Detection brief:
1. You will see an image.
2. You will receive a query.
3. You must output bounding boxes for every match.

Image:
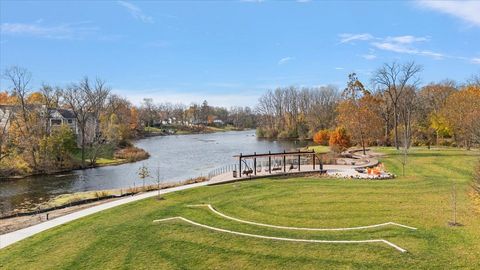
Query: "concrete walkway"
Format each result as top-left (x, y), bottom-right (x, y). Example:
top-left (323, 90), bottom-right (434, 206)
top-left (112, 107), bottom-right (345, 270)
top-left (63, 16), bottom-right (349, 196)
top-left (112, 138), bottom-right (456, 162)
top-left (0, 181), bottom-right (209, 250)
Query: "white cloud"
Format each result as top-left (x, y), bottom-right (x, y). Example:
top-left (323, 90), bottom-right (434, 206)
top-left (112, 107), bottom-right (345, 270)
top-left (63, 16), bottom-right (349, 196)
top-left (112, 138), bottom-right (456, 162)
top-left (386, 35), bottom-right (428, 44)
top-left (339, 33), bottom-right (374, 43)
top-left (371, 41), bottom-right (444, 59)
top-left (338, 33), bottom-right (444, 60)
top-left (416, 0), bottom-right (480, 27)
top-left (371, 42), bottom-right (417, 54)
top-left (0, 22), bottom-right (98, 40)
top-left (334, 67), bottom-right (344, 70)
top-left (117, 1), bottom-right (154, 23)
top-left (472, 58), bottom-right (480, 64)
top-left (278, 56), bottom-right (295, 65)
top-left (361, 54), bottom-right (377, 60)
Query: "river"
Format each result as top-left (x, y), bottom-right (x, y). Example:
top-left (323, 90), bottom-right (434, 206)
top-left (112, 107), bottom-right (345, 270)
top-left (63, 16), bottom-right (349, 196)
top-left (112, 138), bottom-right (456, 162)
top-left (0, 130), bottom-right (308, 214)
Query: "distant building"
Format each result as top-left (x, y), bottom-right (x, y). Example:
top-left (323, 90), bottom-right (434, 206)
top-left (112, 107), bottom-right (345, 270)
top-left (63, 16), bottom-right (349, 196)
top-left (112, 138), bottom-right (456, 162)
top-left (47, 108), bottom-right (77, 132)
top-left (0, 105), bottom-right (98, 146)
top-left (213, 119), bottom-right (224, 125)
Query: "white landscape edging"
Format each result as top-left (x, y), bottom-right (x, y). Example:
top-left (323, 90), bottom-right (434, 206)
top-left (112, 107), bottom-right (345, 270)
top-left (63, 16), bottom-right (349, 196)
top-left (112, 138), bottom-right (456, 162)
top-left (188, 204), bottom-right (418, 231)
top-left (153, 216), bottom-right (408, 253)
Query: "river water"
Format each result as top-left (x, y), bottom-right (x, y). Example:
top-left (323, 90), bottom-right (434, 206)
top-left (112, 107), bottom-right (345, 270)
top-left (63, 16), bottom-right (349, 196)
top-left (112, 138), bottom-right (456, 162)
top-left (0, 130), bottom-right (307, 214)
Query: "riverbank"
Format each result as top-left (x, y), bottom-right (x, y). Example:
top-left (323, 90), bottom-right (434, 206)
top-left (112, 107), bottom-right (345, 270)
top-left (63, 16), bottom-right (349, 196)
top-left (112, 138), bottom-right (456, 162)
top-left (0, 145), bottom-right (150, 181)
top-left (0, 176), bottom-right (208, 233)
top-left (0, 130), bottom-right (299, 215)
top-left (141, 124), bottom-right (245, 137)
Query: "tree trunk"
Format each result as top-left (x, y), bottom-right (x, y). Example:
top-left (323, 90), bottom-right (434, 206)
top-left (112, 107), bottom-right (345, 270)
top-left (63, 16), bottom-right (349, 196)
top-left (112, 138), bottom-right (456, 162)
top-left (360, 132), bottom-right (366, 155)
top-left (81, 127), bottom-right (86, 168)
top-left (393, 106), bottom-right (399, 149)
top-left (384, 121), bottom-right (390, 146)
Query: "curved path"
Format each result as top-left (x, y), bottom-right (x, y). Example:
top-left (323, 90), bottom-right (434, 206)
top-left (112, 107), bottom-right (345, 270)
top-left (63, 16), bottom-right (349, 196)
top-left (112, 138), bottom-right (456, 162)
top-left (188, 204), bottom-right (417, 231)
top-left (153, 216), bottom-right (408, 253)
top-left (0, 181), bottom-right (209, 249)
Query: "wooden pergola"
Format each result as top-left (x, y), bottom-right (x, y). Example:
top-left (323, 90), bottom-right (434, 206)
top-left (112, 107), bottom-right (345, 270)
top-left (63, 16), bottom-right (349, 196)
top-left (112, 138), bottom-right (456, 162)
top-left (233, 150), bottom-right (323, 178)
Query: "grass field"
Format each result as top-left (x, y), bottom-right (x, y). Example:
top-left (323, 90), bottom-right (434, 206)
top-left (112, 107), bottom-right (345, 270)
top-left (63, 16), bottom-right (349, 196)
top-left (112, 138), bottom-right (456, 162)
top-left (307, 145), bottom-right (330, 153)
top-left (1, 147), bottom-right (479, 269)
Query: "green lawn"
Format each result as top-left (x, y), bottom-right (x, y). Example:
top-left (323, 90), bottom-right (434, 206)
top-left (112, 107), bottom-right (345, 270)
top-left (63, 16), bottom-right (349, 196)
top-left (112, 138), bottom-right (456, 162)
top-left (71, 143), bottom-right (125, 166)
top-left (1, 148), bottom-right (480, 269)
top-left (307, 145), bottom-right (330, 153)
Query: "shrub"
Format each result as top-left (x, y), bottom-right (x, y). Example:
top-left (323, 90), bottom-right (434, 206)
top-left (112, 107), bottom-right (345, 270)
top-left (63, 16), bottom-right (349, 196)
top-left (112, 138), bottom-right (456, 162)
top-left (278, 129), bottom-right (298, 139)
top-left (256, 128), bottom-right (266, 138)
top-left (114, 146), bottom-right (150, 162)
top-left (258, 128), bottom-right (278, 139)
top-left (329, 127), bottom-right (351, 153)
top-left (313, 129), bottom-right (330, 145)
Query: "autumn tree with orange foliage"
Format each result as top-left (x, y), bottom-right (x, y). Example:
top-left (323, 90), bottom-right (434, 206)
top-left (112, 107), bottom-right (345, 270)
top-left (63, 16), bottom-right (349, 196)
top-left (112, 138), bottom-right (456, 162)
top-left (337, 73), bottom-right (383, 155)
top-left (329, 127), bottom-right (351, 153)
top-left (337, 96), bottom-right (383, 155)
top-left (313, 129), bottom-right (330, 145)
top-left (441, 85), bottom-right (480, 149)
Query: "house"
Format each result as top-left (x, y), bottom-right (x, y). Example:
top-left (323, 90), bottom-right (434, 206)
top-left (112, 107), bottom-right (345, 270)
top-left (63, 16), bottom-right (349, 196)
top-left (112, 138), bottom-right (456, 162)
top-left (213, 119), bottom-right (224, 125)
top-left (47, 108), bottom-right (99, 146)
top-left (161, 117), bottom-right (177, 125)
top-left (47, 108), bottom-right (77, 132)
top-left (0, 105), bottom-right (98, 146)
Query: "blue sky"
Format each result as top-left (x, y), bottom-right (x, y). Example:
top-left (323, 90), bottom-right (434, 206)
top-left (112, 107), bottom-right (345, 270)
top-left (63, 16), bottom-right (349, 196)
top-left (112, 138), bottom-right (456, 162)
top-left (1, 0), bottom-right (479, 107)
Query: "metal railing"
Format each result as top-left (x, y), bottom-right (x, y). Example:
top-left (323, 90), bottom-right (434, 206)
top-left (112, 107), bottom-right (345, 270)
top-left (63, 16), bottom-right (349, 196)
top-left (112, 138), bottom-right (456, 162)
top-left (207, 157), bottom-right (317, 179)
top-left (208, 164), bottom-right (237, 179)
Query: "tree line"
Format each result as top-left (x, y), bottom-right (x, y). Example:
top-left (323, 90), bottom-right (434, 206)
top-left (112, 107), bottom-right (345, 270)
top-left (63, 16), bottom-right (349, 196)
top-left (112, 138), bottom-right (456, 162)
top-left (0, 66), bottom-right (256, 177)
top-left (138, 98), bottom-right (256, 130)
top-left (256, 61), bottom-right (480, 153)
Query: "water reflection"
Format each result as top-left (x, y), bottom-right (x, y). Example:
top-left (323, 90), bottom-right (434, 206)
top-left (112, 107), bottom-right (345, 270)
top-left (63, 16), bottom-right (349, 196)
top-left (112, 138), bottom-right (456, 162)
top-left (0, 130), bottom-right (309, 213)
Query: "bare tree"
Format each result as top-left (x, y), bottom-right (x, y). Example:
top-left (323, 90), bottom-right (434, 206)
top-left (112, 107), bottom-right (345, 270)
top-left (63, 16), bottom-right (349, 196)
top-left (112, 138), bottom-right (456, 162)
top-left (154, 164), bottom-right (163, 199)
top-left (62, 77), bottom-right (110, 167)
top-left (374, 90), bottom-right (393, 145)
top-left (467, 73), bottom-right (480, 87)
top-left (140, 98), bottom-right (157, 127)
top-left (372, 62), bottom-right (422, 149)
top-left (255, 86), bottom-right (339, 138)
top-left (0, 106), bottom-right (11, 161)
top-left (397, 86), bottom-right (419, 176)
top-left (3, 66), bottom-right (40, 168)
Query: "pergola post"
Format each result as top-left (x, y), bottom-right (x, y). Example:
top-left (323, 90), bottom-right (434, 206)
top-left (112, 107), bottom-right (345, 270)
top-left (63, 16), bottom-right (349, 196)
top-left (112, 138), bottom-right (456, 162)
top-left (254, 152), bottom-right (257, 176)
top-left (312, 152), bottom-right (315, 170)
top-left (298, 150), bottom-right (301, 172)
top-left (239, 153), bottom-right (242, 178)
top-left (268, 151), bottom-right (271, 174)
top-left (320, 154), bottom-right (323, 172)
